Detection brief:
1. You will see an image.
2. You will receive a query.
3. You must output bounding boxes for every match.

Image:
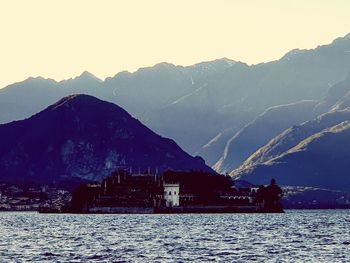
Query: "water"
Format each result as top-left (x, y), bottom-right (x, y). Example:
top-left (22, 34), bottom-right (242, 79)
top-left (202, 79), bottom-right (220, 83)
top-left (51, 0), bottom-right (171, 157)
top-left (0, 210), bottom-right (349, 262)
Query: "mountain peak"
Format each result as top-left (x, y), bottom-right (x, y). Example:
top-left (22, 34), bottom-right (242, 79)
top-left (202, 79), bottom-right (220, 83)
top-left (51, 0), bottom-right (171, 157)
top-left (135, 62), bottom-right (178, 75)
top-left (153, 62), bottom-right (177, 68)
top-left (331, 32), bottom-right (350, 45)
top-left (75, 71), bottom-right (102, 82)
top-left (218, 57), bottom-right (236, 65)
top-left (192, 58), bottom-right (236, 68)
top-left (281, 48), bottom-right (306, 60)
top-left (48, 94), bottom-right (120, 113)
top-left (50, 94), bottom-right (86, 108)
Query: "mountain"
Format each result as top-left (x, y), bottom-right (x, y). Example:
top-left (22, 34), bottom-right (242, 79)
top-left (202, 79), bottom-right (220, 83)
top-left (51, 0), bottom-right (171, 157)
top-left (230, 76), bottom-right (350, 190)
top-left (197, 34), bottom-right (350, 162)
top-left (232, 121), bottom-right (350, 191)
top-left (235, 108), bottom-right (350, 173)
top-left (231, 74), bottom-right (350, 175)
top-left (0, 95), bottom-right (212, 183)
top-left (213, 100), bottom-right (319, 173)
top-left (143, 61), bottom-right (251, 154)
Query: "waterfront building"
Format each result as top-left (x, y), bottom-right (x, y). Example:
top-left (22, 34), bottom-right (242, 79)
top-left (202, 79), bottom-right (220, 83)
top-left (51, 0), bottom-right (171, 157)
top-left (69, 170), bottom-right (280, 213)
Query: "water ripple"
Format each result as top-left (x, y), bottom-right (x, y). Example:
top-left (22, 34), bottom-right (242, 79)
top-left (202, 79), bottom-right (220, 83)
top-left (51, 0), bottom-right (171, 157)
top-left (0, 210), bottom-right (350, 262)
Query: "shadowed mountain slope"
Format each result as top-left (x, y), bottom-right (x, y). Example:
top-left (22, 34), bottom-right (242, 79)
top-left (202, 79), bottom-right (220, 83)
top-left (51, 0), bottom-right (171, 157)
top-left (213, 100), bottom-right (319, 173)
top-left (0, 95), bottom-right (212, 183)
top-left (232, 121), bottom-right (350, 191)
top-left (235, 108), bottom-right (350, 173)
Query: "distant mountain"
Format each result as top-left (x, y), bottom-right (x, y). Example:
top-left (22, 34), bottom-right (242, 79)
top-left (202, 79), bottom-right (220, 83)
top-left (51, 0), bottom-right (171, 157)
top-left (282, 186), bottom-right (350, 209)
top-left (143, 61), bottom-right (251, 154)
top-left (198, 34), bottom-right (350, 162)
top-left (213, 100), bottom-right (319, 173)
top-left (0, 95), bottom-right (212, 183)
top-left (232, 121), bottom-right (350, 191)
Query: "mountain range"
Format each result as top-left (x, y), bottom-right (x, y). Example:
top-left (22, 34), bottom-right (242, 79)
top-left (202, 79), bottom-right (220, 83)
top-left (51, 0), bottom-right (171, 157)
top-left (2, 33), bottom-right (350, 163)
top-left (1, 33), bottom-right (350, 191)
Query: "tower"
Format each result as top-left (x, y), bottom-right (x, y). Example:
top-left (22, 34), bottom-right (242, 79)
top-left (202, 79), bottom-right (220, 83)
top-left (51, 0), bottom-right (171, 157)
top-left (163, 183), bottom-right (180, 207)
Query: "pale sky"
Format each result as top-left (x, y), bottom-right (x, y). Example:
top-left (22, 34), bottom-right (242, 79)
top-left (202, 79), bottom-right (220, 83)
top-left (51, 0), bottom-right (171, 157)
top-left (1, 0), bottom-right (350, 88)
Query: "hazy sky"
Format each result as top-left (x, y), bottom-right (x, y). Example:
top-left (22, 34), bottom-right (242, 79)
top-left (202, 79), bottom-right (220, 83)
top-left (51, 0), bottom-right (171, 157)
top-left (1, 0), bottom-right (350, 88)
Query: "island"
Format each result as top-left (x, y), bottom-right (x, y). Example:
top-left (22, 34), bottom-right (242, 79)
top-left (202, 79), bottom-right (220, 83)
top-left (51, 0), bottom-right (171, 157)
top-left (55, 170), bottom-right (284, 214)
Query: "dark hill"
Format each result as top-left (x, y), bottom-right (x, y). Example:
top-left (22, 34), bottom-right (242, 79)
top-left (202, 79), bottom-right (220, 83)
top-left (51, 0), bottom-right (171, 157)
top-left (0, 95), bottom-right (211, 183)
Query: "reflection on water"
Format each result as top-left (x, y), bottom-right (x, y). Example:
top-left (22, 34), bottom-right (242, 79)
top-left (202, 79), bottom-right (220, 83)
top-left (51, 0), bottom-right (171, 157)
top-left (0, 210), bottom-right (349, 262)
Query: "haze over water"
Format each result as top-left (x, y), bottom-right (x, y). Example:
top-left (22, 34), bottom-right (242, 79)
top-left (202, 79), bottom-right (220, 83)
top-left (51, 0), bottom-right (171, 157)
top-left (1, 210), bottom-right (349, 262)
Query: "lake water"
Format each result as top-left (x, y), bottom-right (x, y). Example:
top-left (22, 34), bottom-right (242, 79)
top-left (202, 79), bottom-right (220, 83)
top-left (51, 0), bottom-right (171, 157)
top-left (0, 210), bottom-right (349, 262)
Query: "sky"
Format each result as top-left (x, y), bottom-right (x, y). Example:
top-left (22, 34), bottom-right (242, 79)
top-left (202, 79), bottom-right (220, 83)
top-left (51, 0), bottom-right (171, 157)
top-left (0, 0), bottom-right (350, 88)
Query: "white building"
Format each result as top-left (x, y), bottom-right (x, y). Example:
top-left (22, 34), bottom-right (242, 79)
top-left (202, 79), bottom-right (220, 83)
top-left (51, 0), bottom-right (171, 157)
top-left (163, 183), bottom-right (180, 207)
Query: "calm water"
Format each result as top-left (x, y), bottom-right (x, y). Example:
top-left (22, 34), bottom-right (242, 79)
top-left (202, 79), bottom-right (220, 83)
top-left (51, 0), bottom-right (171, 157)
top-left (0, 210), bottom-right (350, 262)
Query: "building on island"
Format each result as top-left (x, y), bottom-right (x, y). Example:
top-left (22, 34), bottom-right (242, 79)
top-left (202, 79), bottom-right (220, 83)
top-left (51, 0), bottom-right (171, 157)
top-left (69, 170), bottom-right (284, 213)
